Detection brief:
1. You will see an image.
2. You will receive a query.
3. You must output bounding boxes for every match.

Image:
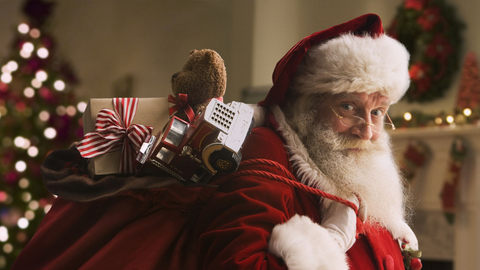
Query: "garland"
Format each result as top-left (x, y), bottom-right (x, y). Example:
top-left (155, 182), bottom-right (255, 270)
top-left (387, 0), bottom-right (464, 102)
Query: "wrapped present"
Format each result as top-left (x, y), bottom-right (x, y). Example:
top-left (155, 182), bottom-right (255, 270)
top-left (77, 97), bottom-right (169, 177)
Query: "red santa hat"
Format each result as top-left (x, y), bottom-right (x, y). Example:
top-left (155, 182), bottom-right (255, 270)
top-left (258, 13), bottom-right (410, 107)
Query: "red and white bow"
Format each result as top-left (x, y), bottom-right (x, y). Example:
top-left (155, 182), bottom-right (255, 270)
top-left (76, 98), bottom-right (153, 175)
top-left (168, 93), bottom-right (196, 123)
top-left (168, 93), bottom-right (224, 123)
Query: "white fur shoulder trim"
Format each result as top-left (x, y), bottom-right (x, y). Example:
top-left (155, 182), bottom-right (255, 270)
top-left (268, 214), bottom-right (349, 270)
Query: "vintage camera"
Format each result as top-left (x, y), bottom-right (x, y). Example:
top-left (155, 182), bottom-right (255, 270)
top-left (136, 99), bottom-right (254, 183)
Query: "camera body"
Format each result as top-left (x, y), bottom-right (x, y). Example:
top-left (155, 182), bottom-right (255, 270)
top-left (136, 99), bottom-right (254, 183)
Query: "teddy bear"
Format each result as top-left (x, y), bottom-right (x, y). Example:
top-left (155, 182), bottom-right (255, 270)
top-left (170, 49), bottom-right (227, 122)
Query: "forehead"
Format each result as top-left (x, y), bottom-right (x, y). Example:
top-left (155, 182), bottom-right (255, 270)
top-left (328, 92), bottom-right (391, 107)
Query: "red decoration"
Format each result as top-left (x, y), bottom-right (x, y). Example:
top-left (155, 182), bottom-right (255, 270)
top-left (168, 94), bottom-right (195, 123)
top-left (455, 51), bottom-right (480, 111)
top-left (388, 0), bottom-right (464, 102)
top-left (405, 0), bottom-right (427, 10)
top-left (440, 137), bottom-right (467, 224)
top-left (76, 98), bottom-right (154, 174)
top-left (399, 141), bottom-right (430, 182)
top-left (410, 258), bottom-right (423, 270)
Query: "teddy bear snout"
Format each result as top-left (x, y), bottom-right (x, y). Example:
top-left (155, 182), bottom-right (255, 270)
top-left (171, 72), bottom-right (180, 83)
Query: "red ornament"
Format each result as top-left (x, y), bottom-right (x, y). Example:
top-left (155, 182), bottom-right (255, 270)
top-left (405, 0), bottom-right (428, 10)
top-left (426, 33), bottom-right (453, 63)
top-left (416, 7), bottom-right (441, 30)
top-left (410, 258), bottom-right (423, 270)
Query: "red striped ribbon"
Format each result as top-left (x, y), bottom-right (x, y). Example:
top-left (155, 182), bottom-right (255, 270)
top-left (168, 94), bottom-right (195, 123)
top-left (168, 94), bottom-right (224, 123)
top-left (76, 98), bottom-right (154, 175)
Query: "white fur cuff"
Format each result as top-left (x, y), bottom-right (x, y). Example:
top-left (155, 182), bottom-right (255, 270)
top-left (268, 214), bottom-right (349, 270)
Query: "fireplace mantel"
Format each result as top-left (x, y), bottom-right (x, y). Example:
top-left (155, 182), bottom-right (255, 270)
top-left (389, 125), bottom-right (480, 270)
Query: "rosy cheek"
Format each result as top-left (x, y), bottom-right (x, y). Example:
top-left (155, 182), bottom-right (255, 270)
top-left (331, 119), bottom-right (350, 133)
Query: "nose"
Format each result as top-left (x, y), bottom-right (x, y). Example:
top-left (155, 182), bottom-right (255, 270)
top-left (351, 123), bottom-right (374, 140)
top-left (171, 72), bottom-right (180, 84)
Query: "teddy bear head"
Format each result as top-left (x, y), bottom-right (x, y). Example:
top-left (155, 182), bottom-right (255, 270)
top-left (171, 49), bottom-right (227, 121)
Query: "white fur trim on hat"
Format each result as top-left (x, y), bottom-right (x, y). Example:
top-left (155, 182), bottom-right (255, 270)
top-left (268, 214), bottom-right (349, 270)
top-left (292, 33), bottom-right (410, 104)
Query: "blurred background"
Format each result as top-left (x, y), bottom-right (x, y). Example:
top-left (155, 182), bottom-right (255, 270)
top-left (1, 0), bottom-right (479, 269)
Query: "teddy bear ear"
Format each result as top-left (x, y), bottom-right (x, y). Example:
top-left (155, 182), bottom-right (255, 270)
top-left (189, 49), bottom-right (197, 55)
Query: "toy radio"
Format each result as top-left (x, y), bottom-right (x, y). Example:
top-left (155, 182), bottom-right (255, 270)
top-left (136, 99), bottom-right (254, 183)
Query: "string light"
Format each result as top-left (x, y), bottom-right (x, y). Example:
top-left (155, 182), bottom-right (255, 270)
top-left (22, 42), bottom-right (34, 53)
top-left (17, 218), bottom-right (29, 229)
top-left (56, 106), bottom-right (66, 116)
top-left (66, 105), bottom-right (76, 116)
top-left (1, 73), bottom-right (12, 84)
top-left (31, 78), bottom-right (42, 88)
top-left (28, 146), bottom-right (39, 157)
top-left (1, 65), bottom-right (9, 73)
top-left (3, 243), bottom-right (13, 254)
top-left (21, 192), bottom-right (32, 202)
top-left (15, 160), bottom-right (27, 172)
top-left (37, 47), bottom-right (49, 59)
top-left (20, 50), bottom-right (31, 58)
top-left (36, 70), bottom-right (48, 82)
top-left (463, 108), bottom-right (472, 117)
top-left (6, 61), bottom-right (18, 72)
top-left (0, 192), bottom-right (6, 202)
top-left (0, 226), bottom-right (8, 242)
top-left (44, 127), bottom-right (57, 139)
top-left (29, 28), bottom-right (41, 38)
top-left (25, 211), bottom-right (35, 220)
top-left (446, 115), bottom-right (454, 124)
top-left (18, 23), bottom-right (29, 34)
top-left (54, 80), bottom-right (65, 91)
top-left (19, 178), bottom-right (29, 189)
top-left (403, 112), bottom-right (412, 121)
top-left (28, 200), bottom-right (39, 210)
top-left (39, 110), bottom-right (50, 122)
top-left (24, 87), bottom-right (35, 98)
top-left (77, 101), bottom-right (87, 113)
top-left (14, 136), bottom-right (29, 149)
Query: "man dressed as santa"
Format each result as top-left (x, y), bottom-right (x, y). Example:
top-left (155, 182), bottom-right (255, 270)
top-left (13, 13), bottom-right (420, 270)
top-left (193, 13), bottom-right (421, 270)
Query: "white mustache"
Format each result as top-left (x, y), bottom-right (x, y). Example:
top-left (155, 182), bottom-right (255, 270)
top-left (332, 135), bottom-right (375, 151)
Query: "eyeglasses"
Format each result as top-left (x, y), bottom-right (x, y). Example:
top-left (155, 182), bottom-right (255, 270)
top-left (322, 95), bottom-right (396, 133)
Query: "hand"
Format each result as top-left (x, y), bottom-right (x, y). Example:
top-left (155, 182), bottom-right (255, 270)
top-left (320, 196), bottom-right (359, 252)
top-left (398, 221), bottom-right (419, 250)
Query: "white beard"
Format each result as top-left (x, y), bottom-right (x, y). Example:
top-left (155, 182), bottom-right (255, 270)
top-left (300, 121), bottom-right (410, 230)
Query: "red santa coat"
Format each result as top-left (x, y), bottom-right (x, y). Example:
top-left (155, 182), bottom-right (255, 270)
top-left (13, 122), bottom-right (406, 270)
top-left (194, 126), bottom-right (405, 270)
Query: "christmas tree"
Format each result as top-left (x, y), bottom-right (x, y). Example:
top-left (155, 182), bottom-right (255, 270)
top-left (455, 51), bottom-right (480, 111)
top-left (0, 0), bottom-right (84, 268)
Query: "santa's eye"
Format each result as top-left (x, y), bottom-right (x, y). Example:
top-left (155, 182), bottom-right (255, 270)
top-left (340, 103), bottom-right (355, 112)
top-left (371, 109), bottom-right (385, 117)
